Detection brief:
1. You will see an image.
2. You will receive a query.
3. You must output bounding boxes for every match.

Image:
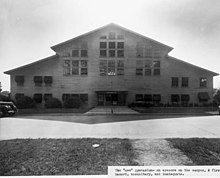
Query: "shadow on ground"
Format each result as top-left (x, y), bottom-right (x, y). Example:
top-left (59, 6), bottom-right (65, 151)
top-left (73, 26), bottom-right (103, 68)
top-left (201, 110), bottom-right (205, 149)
top-left (13, 113), bottom-right (212, 125)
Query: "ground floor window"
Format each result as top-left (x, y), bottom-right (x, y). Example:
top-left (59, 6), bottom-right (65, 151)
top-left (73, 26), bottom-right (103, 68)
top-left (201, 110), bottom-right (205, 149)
top-left (62, 93), bottom-right (88, 103)
top-left (15, 93), bottom-right (24, 100)
top-left (33, 93), bottom-right (43, 103)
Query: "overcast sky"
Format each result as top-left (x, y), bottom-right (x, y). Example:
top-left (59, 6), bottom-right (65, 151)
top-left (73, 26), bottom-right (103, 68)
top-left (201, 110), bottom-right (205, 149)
top-left (0, 0), bottom-right (220, 91)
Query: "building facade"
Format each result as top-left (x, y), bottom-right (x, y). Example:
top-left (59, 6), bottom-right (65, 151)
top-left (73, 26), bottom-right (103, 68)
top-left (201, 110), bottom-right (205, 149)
top-left (4, 23), bottom-right (218, 108)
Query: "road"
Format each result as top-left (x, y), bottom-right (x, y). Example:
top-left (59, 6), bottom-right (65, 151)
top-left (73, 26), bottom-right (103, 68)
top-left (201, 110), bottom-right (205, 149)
top-left (0, 114), bottom-right (220, 140)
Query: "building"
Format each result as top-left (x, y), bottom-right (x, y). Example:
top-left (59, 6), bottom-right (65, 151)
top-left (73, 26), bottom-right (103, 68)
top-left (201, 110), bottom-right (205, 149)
top-left (4, 23), bottom-right (218, 108)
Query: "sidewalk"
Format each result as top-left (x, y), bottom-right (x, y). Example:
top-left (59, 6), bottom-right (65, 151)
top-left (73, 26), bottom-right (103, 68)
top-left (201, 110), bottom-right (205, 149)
top-left (84, 106), bottom-right (139, 115)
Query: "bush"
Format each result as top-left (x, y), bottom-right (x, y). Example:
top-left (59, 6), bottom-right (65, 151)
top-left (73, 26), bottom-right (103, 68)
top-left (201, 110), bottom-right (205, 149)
top-left (15, 96), bottom-right (35, 109)
top-left (45, 98), bottom-right (62, 108)
top-left (63, 97), bottom-right (81, 108)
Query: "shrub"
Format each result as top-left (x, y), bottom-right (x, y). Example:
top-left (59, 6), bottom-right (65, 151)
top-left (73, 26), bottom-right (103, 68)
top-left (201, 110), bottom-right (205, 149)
top-left (45, 98), bottom-right (62, 108)
top-left (15, 96), bottom-right (35, 109)
top-left (0, 94), bottom-right (11, 101)
top-left (63, 97), bottom-right (81, 108)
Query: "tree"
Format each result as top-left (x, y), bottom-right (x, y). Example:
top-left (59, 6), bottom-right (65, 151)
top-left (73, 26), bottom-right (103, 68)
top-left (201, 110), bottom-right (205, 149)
top-left (213, 89), bottom-right (220, 104)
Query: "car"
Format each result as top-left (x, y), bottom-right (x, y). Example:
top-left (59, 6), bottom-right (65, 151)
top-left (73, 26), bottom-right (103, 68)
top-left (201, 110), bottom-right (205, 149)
top-left (219, 106), bottom-right (220, 115)
top-left (0, 101), bottom-right (18, 117)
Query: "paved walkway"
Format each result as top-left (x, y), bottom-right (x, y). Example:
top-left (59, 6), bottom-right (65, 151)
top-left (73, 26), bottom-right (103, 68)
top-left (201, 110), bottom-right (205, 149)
top-left (0, 115), bottom-right (220, 140)
top-left (84, 106), bottom-right (139, 115)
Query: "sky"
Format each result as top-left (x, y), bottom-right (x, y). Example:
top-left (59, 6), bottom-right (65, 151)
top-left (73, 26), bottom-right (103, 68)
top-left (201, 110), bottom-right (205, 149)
top-left (0, 0), bottom-right (220, 91)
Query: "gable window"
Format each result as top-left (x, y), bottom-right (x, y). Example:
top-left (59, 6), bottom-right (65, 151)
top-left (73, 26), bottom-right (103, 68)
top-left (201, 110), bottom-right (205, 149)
top-left (136, 60), bottom-right (144, 75)
top-left (34, 76), bottom-right (43, 86)
top-left (72, 60), bottom-right (79, 75)
top-left (99, 60), bottom-right (107, 75)
top-left (117, 50), bottom-right (124, 57)
top-left (100, 50), bottom-right (107, 57)
top-left (15, 93), bottom-right (24, 100)
top-left (182, 77), bottom-right (189, 87)
top-left (145, 60), bottom-right (152, 76)
top-left (81, 50), bottom-right (88, 57)
top-left (108, 60), bottom-right (116, 75)
top-left (63, 60), bottom-right (88, 76)
top-left (172, 77), bottom-right (178, 87)
top-left (109, 42), bottom-right (116, 49)
top-left (153, 61), bottom-right (160, 76)
top-left (33, 93), bottom-right (42, 103)
top-left (44, 93), bottom-right (52, 101)
top-left (117, 60), bottom-right (124, 75)
top-left (100, 42), bottom-right (107, 48)
top-left (72, 50), bottom-right (79, 57)
top-left (109, 50), bottom-right (116, 57)
top-left (44, 76), bottom-right (53, 86)
top-left (64, 60), bottom-right (71, 76)
top-left (200, 78), bottom-right (207, 87)
top-left (109, 32), bottom-right (116, 39)
top-left (80, 60), bottom-right (88, 75)
top-left (15, 76), bottom-right (24, 86)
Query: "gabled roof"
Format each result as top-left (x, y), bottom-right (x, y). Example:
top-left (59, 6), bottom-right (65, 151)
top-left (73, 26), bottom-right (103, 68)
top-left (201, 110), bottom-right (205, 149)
top-left (167, 55), bottom-right (219, 76)
top-left (51, 23), bottom-right (174, 52)
top-left (4, 55), bottom-right (58, 74)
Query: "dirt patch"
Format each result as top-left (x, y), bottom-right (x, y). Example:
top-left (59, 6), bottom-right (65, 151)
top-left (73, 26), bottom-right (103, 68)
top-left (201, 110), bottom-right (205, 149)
top-left (131, 139), bottom-right (193, 166)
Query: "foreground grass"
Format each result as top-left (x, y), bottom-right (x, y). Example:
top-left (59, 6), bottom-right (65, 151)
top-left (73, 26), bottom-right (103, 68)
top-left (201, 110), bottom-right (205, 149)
top-left (0, 138), bottom-right (137, 176)
top-left (167, 138), bottom-right (220, 165)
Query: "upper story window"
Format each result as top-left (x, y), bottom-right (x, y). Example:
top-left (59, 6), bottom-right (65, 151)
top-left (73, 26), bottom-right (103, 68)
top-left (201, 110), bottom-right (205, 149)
top-left (44, 76), bottom-right (53, 86)
top-left (34, 76), bottom-right (43, 87)
top-left (100, 33), bottom-right (124, 58)
top-left (136, 60), bottom-right (160, 76)
top-left (200, 78), bottom-right (207, 87)
top-left (72, 42), bottom-right (88, 57)
top-left (182, 77), bottom-right (189, 87)
top-left (15, 75), bottom-right (24, 86)
top-left (171, 77), bottom-right (178, 87)
top-left (63, 60), bottom-right (88, 76)
top-left (99, 60), bottom-right (124, 76)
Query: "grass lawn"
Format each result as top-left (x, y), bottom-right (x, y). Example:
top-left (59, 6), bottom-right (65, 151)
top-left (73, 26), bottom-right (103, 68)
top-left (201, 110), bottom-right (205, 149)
top-left (0, 138), bottom-right (137, 176)
top-left (167, 138), bottom-right (220, 165)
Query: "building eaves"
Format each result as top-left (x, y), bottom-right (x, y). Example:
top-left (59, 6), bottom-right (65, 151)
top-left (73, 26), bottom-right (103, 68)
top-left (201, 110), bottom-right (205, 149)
top-left (167, 55), bottom-right (219, 76)
top-left (51, 23), bottom-right (173, 52)
top-left (4, 55), bottom-right (58, 75)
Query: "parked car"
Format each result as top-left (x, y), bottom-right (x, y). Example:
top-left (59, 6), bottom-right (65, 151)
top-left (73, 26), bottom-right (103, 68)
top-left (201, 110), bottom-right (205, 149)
top-left (0, 101), bottom-right (18, 117)
top-left (219, 106), bottom-right (220, 115)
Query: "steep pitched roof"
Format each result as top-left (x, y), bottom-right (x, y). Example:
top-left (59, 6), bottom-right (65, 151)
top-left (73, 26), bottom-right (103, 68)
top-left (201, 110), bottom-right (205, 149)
top-left (167, 56), bottom-right (219, 76)
top-left (51, 23), bottom-right (174, 52)
top-left (4, 55), bottom-right (58, 74)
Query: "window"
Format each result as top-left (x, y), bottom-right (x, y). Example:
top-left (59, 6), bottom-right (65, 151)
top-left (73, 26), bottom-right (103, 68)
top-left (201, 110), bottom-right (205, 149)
top-left (117, 50), bottom-right (124, 57)
top-left (100, 42), bottom-right (107, 48)
top-left (109, 32), bottom-right (116, 39)
top-left (33, 93), bottom-right (42, 103)
top-left (144, 94), bottom-right (152, 102)
top-left (181, 94), bottom-right (190, 102)
top-left (109, 42), bottom-right (116, 49)
top-left (34, 76), bottom-right (43, 86)
top-left (81, 50), bottom-right (88, 57)
top-left (182, 77), bottom-right (189, 87)
top-left (153, 94), bottom-right (161, 103)
top-left (109, 50), bottom-right (116, 57)
top-left (145, 60), bottom-right (152, 76)
top-left (99, 60), bottom-right (107, 75)
top-left (72, 50), bottom-right (79, 57)
top-left (72, 60), bottom-right (79, 75)
top-left (200, 78), bottom-right (207, 87)
top-left (108, 60), bottom-right (116, 75)
top-left (136, 60), bottom-right (144, 75)
top-left (64, 60), bottom-right (71, 76)
top-left (171, 94), bottom-right (180, 103)
top-left (153, 61), bottom-right (160, 76)
top-left (172, 77), bottom-right (178, 87)
top-left (62, 52), bottom-right (70, 57)
top-left (15, 93), bottom-right (24, 100)
top-left (136, 94), bottom-right (143, 102)
top-left (15, 76), bottom-right (24, 86)
top-left (117, 42), bottom-right (124, 49)
top-left (100, 50), bottom-right (107, 57)
top-left (117, 60), bottom-right (124, 75)
top-left (63, 60), bottom-right (88, 76)
top-left (117, 35), bottom-right (124, 39)
top-left (44, 93), bottom-right (52, 101)
top-left (100, 35), bottom-right (107, 39)
top-left (44, 76), bottom-right (53, 86)
top-left (80, 94), bottom-right (88, 103)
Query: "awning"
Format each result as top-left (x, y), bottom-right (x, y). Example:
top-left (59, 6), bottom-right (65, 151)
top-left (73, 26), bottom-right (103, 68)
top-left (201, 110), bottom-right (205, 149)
top-left (198, 92), bottom-right (210, 101)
